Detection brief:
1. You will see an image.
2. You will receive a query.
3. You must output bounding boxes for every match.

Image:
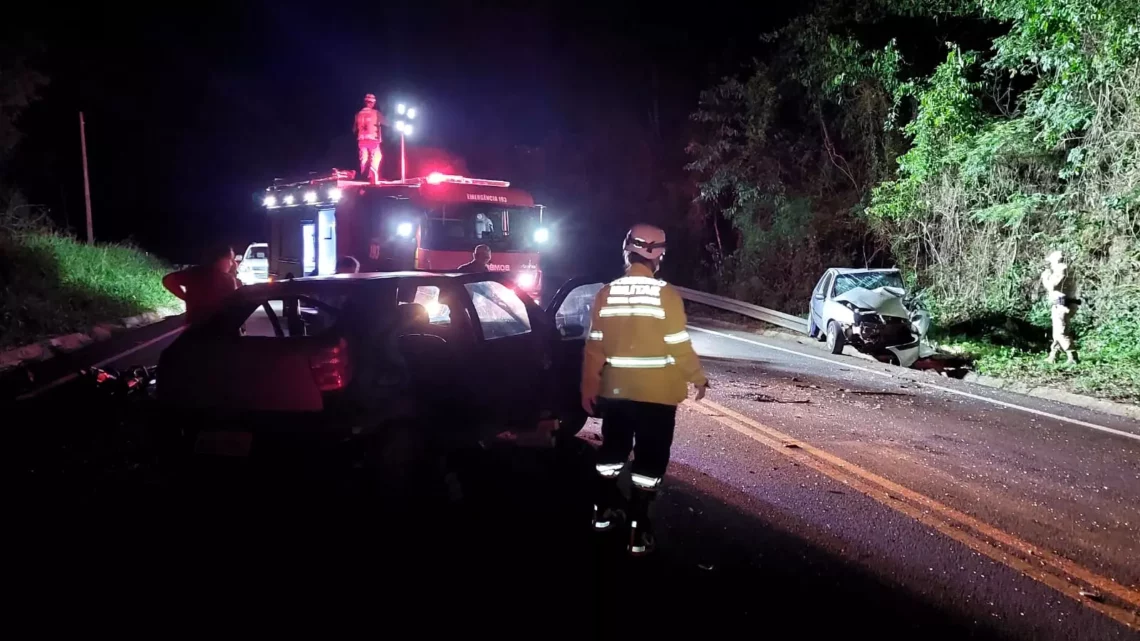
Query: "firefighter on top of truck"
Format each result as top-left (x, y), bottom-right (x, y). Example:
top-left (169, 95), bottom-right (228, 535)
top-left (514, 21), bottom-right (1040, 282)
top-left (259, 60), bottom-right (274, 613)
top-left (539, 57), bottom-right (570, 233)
top-left (355, 93), bottom-right (387, 183)
top-left (581, 223), bottom-right (709, 556)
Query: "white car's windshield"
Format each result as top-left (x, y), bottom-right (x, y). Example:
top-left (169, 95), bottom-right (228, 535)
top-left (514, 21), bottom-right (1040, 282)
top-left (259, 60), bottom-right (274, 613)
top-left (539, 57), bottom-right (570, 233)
top-left (834, 272), bottom-right (904, 296)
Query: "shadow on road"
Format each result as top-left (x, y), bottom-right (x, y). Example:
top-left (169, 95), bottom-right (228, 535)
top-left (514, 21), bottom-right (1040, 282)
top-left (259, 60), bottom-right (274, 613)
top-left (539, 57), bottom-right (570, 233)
top-left (9, 399), bottom-right (1017, 640)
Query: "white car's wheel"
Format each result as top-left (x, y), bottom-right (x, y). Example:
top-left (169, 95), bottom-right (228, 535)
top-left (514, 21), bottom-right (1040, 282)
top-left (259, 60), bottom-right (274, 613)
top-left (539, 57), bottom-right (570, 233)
top-left (826, 321), bottom-right (845, 355)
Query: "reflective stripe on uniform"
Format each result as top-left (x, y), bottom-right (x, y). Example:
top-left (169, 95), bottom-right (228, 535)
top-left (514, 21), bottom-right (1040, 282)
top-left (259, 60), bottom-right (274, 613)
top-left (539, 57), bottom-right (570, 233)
top-left (663, 330), bottom-right (691, 344)
top-left (606, 356), bottom-right (676, 368)
top-left (599, 306), bottom-right (666, 319)
top-left (607, 295), bottom-right (661, 306)
top-left (613, 276), bottom-right (666, 287)
top-left (596, 462), bottom-right (624, 478)
top-left (631, 473), bottom-right (662, 489)
top-left (588, 330), bottom-right (604, 341)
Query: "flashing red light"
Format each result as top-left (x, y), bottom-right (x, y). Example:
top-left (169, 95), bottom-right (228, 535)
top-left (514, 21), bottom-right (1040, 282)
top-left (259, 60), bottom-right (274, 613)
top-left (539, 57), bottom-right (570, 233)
top-left (426, 172), bottom-right (446, 185)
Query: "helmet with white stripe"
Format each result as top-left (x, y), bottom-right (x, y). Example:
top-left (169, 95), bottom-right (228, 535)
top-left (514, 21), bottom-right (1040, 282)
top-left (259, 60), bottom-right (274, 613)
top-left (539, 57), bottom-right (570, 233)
top-left (623, 224), bottom-right (667, 262)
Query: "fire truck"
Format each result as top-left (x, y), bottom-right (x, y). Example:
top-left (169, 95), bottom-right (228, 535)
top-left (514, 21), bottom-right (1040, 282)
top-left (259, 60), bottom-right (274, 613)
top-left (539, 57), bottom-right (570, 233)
top-left (261, 170), bottom-right (550, 299)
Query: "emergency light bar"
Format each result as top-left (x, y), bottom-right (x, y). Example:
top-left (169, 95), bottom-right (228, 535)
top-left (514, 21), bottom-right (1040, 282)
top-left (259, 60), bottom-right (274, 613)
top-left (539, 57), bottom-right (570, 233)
top-left (262, 170), bottom-right (516, 209)
top-left (424, 172), bottom-right (510, 188)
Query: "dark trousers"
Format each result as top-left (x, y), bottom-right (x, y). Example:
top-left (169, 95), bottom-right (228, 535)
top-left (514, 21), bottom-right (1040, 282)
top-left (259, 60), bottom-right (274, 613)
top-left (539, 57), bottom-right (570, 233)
top-left (595, 400), bottom-right (677, 526)
top-left (597, 399), bottom-right (678, 479)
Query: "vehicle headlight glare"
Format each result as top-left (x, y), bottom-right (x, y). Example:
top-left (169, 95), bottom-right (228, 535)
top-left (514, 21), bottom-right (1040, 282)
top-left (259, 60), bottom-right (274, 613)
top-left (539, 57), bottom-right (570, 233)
top-left (516, 271), bottom-right (537, 289)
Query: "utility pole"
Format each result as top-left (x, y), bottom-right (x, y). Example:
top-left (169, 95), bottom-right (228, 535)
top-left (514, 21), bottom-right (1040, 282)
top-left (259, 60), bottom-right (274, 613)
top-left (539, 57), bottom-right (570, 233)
top-left (80, 111), bottom-right (94, 244)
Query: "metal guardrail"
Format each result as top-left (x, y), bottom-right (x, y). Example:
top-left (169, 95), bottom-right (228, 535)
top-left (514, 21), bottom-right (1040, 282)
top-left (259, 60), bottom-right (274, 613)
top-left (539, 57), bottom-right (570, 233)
top-left (676, 286), bottom-right (810, 334)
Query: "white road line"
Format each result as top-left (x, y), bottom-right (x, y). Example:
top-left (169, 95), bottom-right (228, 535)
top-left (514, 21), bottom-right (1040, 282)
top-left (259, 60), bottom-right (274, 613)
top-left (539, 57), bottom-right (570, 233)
top-left (688, 324), bottom-right (1140, 443)
top-left (16, 326), bottom-right (185, 401)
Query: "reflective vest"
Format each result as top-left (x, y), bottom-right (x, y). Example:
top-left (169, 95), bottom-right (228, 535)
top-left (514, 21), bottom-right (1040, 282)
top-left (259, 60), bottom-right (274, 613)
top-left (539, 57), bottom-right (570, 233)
top-left (581, 263), bottom-right (708, 406)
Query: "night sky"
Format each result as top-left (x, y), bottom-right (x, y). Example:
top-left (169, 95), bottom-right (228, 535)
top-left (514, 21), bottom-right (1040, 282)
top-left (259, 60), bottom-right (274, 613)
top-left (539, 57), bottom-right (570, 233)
top-left (6, 1), bottom-right (803, 264)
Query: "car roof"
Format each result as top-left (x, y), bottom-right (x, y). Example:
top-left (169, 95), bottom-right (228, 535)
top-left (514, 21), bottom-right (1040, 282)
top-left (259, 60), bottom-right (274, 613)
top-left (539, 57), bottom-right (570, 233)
top-left (827, 267), bottom-right (901, 275)
top-left (292, 270), bottom-right (464, 282)
top-left (234, 270), bottom-right (497, 298)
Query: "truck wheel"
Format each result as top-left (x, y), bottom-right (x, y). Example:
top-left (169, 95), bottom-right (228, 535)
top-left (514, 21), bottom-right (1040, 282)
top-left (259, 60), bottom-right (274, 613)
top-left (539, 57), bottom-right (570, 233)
top-left (826, 321), bottom-right (845, 354)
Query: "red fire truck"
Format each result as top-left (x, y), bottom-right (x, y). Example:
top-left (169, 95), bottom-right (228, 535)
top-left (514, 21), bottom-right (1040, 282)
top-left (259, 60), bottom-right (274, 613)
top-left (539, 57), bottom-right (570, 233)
top-left (262, 170), bottom-right (550, 299)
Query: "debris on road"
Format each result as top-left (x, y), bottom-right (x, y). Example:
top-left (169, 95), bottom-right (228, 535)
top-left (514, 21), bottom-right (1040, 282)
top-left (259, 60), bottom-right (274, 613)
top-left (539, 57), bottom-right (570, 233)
top-left (783, 443), bottom-right (801, 449)
top-left (840, 389), bottom-right (913, 397)
top-left (750, 392), bottom-right (810, 404)
top-left (1078, 588), bottom-right (1104, 602)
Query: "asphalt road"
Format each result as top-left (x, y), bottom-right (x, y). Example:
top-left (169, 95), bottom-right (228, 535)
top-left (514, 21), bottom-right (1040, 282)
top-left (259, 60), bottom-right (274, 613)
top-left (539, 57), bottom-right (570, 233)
top-left (8, 316), bottom-right (1140, 638)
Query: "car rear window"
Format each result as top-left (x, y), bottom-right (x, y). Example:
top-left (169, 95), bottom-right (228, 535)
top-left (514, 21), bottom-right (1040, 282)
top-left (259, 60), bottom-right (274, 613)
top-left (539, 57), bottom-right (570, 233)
top-left (405, 285), bottom-right (451, 325)
top-left (240, 296), bottom-right (341, 338)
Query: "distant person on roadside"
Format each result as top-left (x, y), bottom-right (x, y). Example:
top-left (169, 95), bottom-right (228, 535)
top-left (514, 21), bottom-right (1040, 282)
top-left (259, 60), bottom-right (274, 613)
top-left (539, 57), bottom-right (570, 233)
top-left (457, 244), bottom-right (492, 272)
top-left (1041, 250), bottom-right (1079, 364)
top-left (162, 244), bottom-right (238, 325)
top-left (336, 255), bottom-right (361, 274)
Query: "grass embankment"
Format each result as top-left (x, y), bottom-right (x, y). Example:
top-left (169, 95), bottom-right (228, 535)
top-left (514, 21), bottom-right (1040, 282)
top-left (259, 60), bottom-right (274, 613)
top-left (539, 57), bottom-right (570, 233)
top-left (934, 305), bottom-right (1140, 403)
top-left (0, 229), bottom-right (181, 351)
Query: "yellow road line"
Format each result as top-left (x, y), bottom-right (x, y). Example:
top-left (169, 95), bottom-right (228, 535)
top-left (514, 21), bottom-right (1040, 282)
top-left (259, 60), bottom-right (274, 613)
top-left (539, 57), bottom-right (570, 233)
top-left (690, 398), bottom-right (1140, 629)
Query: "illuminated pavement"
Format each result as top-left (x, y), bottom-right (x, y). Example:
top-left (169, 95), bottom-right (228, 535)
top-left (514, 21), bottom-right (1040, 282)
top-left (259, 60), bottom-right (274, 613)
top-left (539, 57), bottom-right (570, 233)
top-left (7, 317), bottom-right (1140, 638)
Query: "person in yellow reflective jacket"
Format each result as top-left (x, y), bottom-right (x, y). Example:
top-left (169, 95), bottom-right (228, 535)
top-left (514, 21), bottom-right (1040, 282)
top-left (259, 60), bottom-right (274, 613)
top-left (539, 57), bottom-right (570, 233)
top-left (581, 223), bottom-right (709, 556)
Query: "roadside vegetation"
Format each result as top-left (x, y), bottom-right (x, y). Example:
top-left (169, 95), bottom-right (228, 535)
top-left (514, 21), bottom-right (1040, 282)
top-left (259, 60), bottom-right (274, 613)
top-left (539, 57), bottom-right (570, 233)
top-left (0, 209), bottom-right (180, 350)
top-left (685, 0), bottom-right (1140, 401)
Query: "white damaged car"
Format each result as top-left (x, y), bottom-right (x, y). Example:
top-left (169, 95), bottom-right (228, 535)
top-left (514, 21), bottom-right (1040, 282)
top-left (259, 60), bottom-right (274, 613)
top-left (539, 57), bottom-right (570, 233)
top-left (808, 268), bottom-right (932, 367)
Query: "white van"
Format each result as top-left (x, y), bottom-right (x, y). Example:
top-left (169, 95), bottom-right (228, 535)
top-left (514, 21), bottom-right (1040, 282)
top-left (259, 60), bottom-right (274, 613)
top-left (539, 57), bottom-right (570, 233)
top-left (237, 243), bottom-right (270, 285)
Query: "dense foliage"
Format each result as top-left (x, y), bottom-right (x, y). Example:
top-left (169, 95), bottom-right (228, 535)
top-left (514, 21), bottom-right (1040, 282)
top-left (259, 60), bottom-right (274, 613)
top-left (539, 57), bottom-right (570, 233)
top-left (687, 0), bottom-right (1140, 399)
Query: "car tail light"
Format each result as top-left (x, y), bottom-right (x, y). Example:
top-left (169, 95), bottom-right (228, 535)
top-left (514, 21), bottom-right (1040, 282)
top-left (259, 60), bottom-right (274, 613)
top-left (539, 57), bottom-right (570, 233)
top-left (310, 337), bottom-right (352, 391)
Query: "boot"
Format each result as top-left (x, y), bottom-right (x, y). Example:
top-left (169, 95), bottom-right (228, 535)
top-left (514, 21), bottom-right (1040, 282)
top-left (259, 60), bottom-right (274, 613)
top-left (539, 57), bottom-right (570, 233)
top-left (593, 476), bottom-right (623, 532)
top-left (627, 487), bottom-right (657, 556)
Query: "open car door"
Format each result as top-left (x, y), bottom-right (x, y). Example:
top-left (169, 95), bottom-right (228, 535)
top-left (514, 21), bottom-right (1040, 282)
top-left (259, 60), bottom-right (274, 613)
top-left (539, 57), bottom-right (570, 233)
top-left (544, 278), bottom-right (607, 436)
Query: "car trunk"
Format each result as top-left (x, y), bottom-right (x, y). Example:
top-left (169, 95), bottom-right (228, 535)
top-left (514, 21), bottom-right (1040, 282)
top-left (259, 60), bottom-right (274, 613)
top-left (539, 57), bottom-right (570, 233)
top-left (158, 335), bottom-right (337, 413)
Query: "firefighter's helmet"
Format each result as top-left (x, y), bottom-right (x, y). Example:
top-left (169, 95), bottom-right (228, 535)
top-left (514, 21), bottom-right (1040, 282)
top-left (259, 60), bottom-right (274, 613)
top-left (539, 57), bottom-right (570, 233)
top-left (364, 93), bottom-right (377, 103)
top-left (623, 224), bottom-right (667, 261)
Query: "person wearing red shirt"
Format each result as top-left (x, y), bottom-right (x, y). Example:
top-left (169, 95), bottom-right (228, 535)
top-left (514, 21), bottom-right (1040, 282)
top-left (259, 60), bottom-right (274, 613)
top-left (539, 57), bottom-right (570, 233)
top-left (162, 245), bottom-right (238, 325)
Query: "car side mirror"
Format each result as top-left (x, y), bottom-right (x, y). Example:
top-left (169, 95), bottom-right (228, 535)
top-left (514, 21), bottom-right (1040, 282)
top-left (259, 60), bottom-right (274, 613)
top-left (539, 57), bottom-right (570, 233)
top-left (560, 324), bottom-right (586, 339)
top-left (234, 255), bottom-right (243, 263)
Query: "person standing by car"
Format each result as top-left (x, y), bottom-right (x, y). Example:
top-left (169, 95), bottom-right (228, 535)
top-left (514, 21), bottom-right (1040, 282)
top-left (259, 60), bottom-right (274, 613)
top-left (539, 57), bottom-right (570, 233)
top-left (162, 244), bottom-right (238, 326)
top-left (581, 223), bottom-right (709, 556)
top-left (457, 244), bottom-right (492, 272)
top-left (336, 255), bottom-right (361, 274)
